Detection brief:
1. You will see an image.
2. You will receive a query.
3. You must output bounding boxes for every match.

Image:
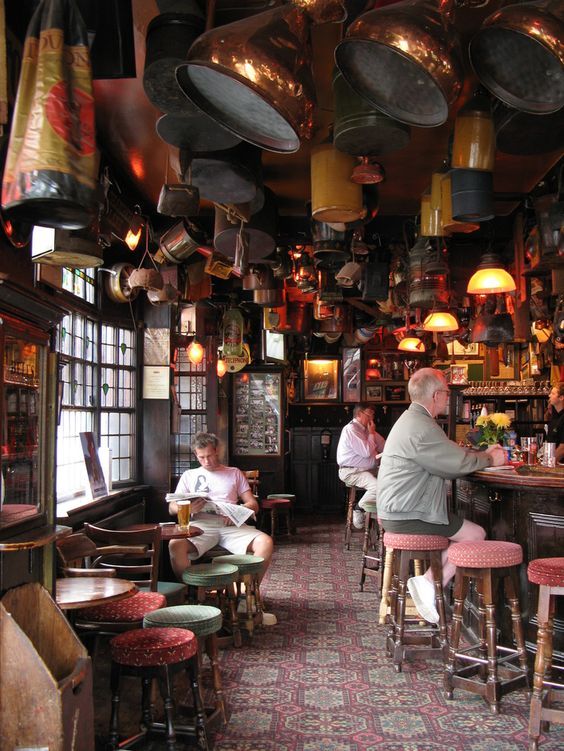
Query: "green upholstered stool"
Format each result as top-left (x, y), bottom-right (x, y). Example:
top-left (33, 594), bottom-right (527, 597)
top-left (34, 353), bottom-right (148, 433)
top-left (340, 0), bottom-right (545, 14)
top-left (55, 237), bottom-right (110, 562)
top-left (266, 494), bottom-right (297, 534)
top-left (182, 563), bottom-right (242, 648)
top-left (144, 605), bottom-right (226, 726)
top-left (358, 501), bottom-right (383, 593)
top-left (212, 555), bottom-right (264, 635)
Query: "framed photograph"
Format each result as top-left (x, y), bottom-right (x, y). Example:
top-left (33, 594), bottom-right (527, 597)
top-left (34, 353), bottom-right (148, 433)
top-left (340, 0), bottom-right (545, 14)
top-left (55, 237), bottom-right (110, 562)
top-left (449, 364), bottom-right (468, 385)
top-left (232, 372), bottom-right (282, 456)
top-left (80, 431), bottom-right (108, 499)
top-left (342, 347), bottom-right (361, 403)
top-left (303, 359), bottom-right (340, 401)
top-left (446, 341), bottom-right (480, 357)
top-left (384, 384), bottom-right (407, 402)
top-left (365, 384), bottom-right (383, 401)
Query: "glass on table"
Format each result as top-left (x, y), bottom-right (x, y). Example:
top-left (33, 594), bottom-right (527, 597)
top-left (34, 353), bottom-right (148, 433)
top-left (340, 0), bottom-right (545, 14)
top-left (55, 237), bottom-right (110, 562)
top-left (176, 500), bottom-right (191, 531)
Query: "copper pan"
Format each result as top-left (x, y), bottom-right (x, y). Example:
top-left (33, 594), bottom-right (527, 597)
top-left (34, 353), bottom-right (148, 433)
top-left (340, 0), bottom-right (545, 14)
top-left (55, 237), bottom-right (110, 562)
top-left (335, 0), bottom-right (463, 127)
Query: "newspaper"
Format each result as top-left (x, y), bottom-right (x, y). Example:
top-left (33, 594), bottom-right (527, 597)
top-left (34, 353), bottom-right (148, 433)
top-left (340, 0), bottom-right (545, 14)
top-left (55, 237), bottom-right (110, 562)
top-left (165, 493), bottom-right (255, 528)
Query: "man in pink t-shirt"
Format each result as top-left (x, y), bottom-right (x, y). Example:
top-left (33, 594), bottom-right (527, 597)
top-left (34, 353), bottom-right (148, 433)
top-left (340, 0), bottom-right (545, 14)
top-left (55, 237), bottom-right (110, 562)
top-left (168, 432), bottom-right (273, 583)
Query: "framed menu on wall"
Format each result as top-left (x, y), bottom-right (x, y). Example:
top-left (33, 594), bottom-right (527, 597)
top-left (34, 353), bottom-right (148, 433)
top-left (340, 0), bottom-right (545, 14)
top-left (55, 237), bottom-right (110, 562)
top-left (232, 371), bottom-right (282, 456)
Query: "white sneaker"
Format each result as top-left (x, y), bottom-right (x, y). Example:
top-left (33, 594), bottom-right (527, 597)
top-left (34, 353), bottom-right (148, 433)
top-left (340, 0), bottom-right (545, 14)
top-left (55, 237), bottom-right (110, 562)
top-left (261, 612), bottom-right (277, 626)
top-left (352, 509), bottom-right (364, 529)
top-left (407, 575), bottom-right (440, 624)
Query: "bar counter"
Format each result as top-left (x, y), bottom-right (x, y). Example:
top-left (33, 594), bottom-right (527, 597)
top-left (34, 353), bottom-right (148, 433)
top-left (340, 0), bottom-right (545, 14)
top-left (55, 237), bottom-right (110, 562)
top-left (454, 466), bottom-right (564, 663)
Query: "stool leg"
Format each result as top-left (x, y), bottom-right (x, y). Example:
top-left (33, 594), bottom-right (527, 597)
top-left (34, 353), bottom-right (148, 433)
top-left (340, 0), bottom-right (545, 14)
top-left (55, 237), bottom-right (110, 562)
top-left (476, 575), bottom-right (489, 681)
top-left (344, 489), bottom-right (354, 550)
top-left (444, 571), bottom-right (470, 700)
top-left (186, 655), bottom-right (210, 751)
top-left (429, 551), bottom-right (448, 658)
top-left (158, 665), bottom-right (178, 751)
top-left (379, 547), bottom-right (395, 625)
top-left (140, 676), bottom-right (153, 731)
top-left (481, 571), bottom-right (502, 713)
top-left (392, 550), bottom-right (411, 672)
top-left (108, 661), bottom-right (122, 750)
top-left (205, 633), bottom-right (226, 725)
top-left (270, 508), bottom-right (276, 540)
top-left (226, 582), bottom-right (243, 648)
top-left (505, 569), bottom-right (528, 676)
top-left (529, 586), bottom-right (554, 751)
top-left (359, 512), bottom-right (372, 592)
top-left (243, 573), bottom-right (255, 636)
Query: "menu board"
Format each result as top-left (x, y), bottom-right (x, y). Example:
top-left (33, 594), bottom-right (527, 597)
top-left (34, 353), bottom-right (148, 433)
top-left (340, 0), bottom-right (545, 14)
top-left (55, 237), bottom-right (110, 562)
top-left (232, 372), bottom-right (282, 456)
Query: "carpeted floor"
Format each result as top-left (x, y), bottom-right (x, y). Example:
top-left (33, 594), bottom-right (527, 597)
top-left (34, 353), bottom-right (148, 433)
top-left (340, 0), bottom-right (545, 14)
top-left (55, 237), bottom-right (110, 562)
top-left (94, 515), bottom-right (564, 750)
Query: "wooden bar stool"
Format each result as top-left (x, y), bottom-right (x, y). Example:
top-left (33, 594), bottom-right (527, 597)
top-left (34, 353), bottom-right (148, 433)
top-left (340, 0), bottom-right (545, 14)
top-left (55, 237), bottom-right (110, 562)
top-left (383, 532), bottom-right (449, 673)
top-left (444, 540), bottom-right (528, 713)
top-left (527, 557), bottom-right (564, 751)
top-left (259, 497), bottom-right (292, 540)
top-left (143, 605), bottom-right (227, 727)
top-left (181, 563), bottom-right (242, 648)
top-left (343, 485), bottom-right (360, 550)
top-left (212, 554), bottom-right (265, 635)
top-left (358, 501), bottom-right (382, 592)
top-left (266, 493), bottom-right (297, 534)
top-left (108, 626), bottom-right (208, 750)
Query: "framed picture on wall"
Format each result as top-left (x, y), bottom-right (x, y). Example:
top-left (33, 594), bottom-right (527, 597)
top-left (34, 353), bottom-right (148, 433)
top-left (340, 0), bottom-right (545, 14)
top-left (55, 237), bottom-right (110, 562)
top-left (342, 347), bottom-right (361, 402)
top-left (303, 359), bottom-right (340, 401)
top-left (365, 385), bottom-right (383, 401)
top-left (450, 364), bottom-right (468, 385)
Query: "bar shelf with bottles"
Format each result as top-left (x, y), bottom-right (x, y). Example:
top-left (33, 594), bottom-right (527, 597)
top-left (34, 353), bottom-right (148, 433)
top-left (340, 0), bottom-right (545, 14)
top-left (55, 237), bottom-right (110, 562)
top-left (455, 380), bottom-right (551, 440)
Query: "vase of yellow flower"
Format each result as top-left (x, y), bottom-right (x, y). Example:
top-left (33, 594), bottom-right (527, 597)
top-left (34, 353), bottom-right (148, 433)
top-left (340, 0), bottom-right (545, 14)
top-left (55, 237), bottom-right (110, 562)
top-left (475, 412), bottom-right (512, 447)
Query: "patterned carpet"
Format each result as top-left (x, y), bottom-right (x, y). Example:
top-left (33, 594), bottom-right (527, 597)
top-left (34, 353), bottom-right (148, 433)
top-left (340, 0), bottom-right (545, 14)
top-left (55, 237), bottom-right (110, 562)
top-left (94, 516), bottom-right (564, 750)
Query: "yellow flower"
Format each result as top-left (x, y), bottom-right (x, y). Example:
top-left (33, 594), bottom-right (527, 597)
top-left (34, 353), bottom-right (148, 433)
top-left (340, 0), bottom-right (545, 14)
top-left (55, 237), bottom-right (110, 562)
top-left (475, 412), bottom-right (512, 446)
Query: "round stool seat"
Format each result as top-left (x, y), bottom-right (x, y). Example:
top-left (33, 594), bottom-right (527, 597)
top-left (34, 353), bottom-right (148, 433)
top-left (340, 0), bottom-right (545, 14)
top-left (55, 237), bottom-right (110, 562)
top-left (212, 554), bottom-right (264, 575)
top-left (359, 500), bottom-right (378, 513)
top-left (182, 562), bottom-right (239, 587)
top-left (383, 532), bottom-right (449, 551)
top-left (528, 557), bottom-right (564, 587)
top-left (78, 591), bottom-right (167, 622)
top-left (110, 626), bottom-right (197, 667)
top-left (448, 541), bottom-right (522, 568)
top-left (267, 493), bottom-right (295, 501)
top-left (143, 605), bottom-right (223, 637)
top-left (261, 498), bottom-right (291, 510)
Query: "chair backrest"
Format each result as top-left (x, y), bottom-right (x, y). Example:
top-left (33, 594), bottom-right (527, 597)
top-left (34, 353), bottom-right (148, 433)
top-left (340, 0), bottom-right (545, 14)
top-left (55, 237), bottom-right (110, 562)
top-left (244, 470), bottom-right (260, 497)
top-left (83, 523), bottom-right (162, 591)
top-left (56, 532), bottom-right (103, 574)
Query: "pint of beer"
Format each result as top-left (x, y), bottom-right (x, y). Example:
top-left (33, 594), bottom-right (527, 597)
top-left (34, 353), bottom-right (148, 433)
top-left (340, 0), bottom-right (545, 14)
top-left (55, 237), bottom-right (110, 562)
top-left (177, 500), bottom-right (191, 530)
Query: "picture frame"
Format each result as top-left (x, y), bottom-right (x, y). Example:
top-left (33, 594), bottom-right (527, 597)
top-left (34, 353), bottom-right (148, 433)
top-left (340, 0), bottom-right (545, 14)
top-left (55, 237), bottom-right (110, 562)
top-left (449, 364), bottom-right (469, 385)
top-left (365, 384), bottom-right (383, 401)
top-left (446, 341), bottom-right (480, 357)
top-left (303, 359), bottom-right (340, 401)
top-left (384, 384), bottom-right (407, 402)
top-left (342, 347), bottom-right (362, 403)
top-left (232, 372), bottom-right (282, 456)
top-left (80, 431), bottom-right (108, 499)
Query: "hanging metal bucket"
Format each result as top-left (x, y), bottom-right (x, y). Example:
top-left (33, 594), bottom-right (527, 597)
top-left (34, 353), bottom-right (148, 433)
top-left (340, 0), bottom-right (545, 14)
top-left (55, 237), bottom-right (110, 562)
top-left (332, 69), bottom-right (411, 156)
top-left (214, 187), bottom-right (277, 261)
top-left (451, 94), bottom-right (496, 171)
top-left (187, 142), bottom-right (263, 205)
top-left (450, 169), bottom-right (494, 223)
top-left (143, 10), bottom-right (205, 113)
top-left (156, 112), bottom-right (242, 152)
top-left (312, 220), bottom-right (352, 269)
top-left (153, 220), bottom-right (206, 265)
top-left (311, 144), bottom-right (364, 223)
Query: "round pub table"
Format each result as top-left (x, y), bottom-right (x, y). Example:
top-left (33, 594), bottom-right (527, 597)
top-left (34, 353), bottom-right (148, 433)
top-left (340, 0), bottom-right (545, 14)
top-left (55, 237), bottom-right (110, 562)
top-left (55, 577), bottom-right (137, 611)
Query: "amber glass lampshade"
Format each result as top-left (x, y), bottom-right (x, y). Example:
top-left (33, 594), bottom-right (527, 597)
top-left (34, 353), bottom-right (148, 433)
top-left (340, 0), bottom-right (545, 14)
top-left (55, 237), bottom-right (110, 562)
top-left (124, 214), bottom-right (143, 251)
top-left (466, 252), bottom-right (516, 295)
top-left (422, 311), bottom-right (459, 332)
top-left (216, 357), bottom-right (227, 378)
top-left (187, 339), bottom-right (205, 365)
top-left (398, 336), bottom-right (426, 352)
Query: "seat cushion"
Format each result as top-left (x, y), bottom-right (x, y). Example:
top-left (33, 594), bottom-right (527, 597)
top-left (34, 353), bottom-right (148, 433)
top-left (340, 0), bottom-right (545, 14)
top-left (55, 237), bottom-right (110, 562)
top-left (448, 541), bottom-right (523, 568)
top-left (144, 604), bottom-right (223, 637)
top-left (261, 498), bottom-right (291, 510)
top-left (212, 554), bottom-right (264, 575)
top-left (267, 494), bottom-right (295, 502)
top-left (110, 626), bottom-right (197, 666)
top-left (383, 532), bottom-right (449, 551)
top-left (182, 562), bottom-right (239, 587)
top-left (358, 500), bottom-right (378, 514)
top-left (77, 591), bottom-right (167, 622)
top-left (528, 557), bottom-right (564, 587)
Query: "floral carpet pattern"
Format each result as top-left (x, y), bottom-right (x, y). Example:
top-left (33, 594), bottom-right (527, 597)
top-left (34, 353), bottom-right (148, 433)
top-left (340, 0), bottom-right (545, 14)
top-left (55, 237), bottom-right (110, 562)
top-left (94, 516), bottom-right (564, 750)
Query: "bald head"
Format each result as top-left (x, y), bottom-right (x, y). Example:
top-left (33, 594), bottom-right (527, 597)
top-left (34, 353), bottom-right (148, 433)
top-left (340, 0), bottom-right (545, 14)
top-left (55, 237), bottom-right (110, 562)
top-left (408, 368), bottom-right (448, 404)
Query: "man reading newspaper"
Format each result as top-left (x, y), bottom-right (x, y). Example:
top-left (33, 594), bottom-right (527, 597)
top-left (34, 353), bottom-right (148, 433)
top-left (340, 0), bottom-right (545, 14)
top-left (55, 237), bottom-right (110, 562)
top-left (168, 432), bottom-right (276, 623)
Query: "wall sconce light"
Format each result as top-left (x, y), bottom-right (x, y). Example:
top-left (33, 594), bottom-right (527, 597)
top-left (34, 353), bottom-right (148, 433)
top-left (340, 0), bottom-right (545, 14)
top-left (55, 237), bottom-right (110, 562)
top-left (466, 252), bottom-right (516, 295)
top-left (124, 210), bottom-right (144, 251)
top-left (187, 339), bottom-right (205, 365)
top-left (422, 310), bottom-right (459, 332)
top-left (216, 356), bottom-right (227, 378)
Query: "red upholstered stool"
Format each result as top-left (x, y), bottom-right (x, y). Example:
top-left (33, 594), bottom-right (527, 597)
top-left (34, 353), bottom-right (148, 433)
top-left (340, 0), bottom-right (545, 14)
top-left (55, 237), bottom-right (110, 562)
top-left (266, 494), bottom-right (297, 534)
top-left (108, 627), bottom-right (208, 750)
top-left (444, 540), bottom-right (528, 713)
top-left (527, 557), bottom-right (564, 750)
top-left (259, 497), bottom-right (292, 540)
top-left (76, 591), bottom-right (167, 637)
top-left (383, 532), bottom-right (449, 673)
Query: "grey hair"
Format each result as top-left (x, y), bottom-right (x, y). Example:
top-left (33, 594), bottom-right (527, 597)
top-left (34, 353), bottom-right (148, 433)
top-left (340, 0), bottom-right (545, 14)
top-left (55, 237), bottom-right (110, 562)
top-left (353, 402), bottom-right (374, 417)
top-left (192, 432), bottom-right (219, 452)
top-left (408, 368), bottom-right (446, 402)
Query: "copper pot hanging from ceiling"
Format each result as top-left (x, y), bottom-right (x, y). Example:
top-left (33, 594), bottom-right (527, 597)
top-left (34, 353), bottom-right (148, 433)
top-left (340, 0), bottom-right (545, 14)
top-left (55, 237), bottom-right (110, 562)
top-left (335, 0), bottom-right (463, 127)
top-left (175, 2), bottom-right (345, 153)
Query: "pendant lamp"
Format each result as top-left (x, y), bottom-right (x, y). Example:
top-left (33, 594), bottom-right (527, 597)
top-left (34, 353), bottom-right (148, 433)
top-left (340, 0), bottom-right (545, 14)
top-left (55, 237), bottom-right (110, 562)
top-left (175, 2), bottom-right (345, 153)
top-left (187, 339), bottom-right (205, 365)
top-left (398, 336), bottom-right (426, 352)
top-left (422, 310), bottom-right (459, 332)
top-left (335, 0), bottom-right (463, 127)
top-left (469, 0), bottom-right (564, 115)
top-left (467, 252), bottom-right (516, 295)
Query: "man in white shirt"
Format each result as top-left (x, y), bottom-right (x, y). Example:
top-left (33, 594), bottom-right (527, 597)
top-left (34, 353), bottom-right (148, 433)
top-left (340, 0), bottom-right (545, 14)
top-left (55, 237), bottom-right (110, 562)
top-left (337, 403), bottom-right (386, 528)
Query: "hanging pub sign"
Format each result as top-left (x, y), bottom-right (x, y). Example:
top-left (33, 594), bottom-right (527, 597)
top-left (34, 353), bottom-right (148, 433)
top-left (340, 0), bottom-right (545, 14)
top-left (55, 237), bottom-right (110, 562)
top-left (1, 0), bottom-right (98, 229)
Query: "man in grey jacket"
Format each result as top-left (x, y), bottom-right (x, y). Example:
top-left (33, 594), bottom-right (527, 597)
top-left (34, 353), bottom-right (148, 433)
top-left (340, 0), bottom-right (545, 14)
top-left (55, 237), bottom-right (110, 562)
top-left (377, 368), bottom-right (507, 623)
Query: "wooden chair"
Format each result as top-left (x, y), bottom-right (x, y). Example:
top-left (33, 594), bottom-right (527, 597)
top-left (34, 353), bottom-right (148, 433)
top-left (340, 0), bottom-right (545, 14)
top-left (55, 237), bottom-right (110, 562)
top-left (244, 470), bottom-right (260, 498)
top-left (84, 522), bottom-right (186, 605)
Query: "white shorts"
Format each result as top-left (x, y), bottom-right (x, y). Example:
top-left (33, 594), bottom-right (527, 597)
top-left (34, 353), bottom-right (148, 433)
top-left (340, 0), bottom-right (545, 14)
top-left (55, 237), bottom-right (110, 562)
top-left (188, 516), bottom-right (263, 560)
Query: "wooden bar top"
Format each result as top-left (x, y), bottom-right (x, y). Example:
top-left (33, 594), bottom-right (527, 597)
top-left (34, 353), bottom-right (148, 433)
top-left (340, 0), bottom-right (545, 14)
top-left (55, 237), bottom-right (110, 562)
top-left (0, 524), bottom-right (72, 552)
top-left (471, 466), bottom-right (564, 489)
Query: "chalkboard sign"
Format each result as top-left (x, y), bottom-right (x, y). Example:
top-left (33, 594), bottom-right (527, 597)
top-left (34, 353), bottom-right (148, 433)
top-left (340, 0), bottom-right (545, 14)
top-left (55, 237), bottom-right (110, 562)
top-left (232, 372), bottom-right (282, 456)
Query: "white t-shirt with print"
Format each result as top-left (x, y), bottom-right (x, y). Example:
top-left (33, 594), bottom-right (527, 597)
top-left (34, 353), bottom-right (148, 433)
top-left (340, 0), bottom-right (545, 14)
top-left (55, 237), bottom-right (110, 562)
top-left (175, 465), bottom-right (250, 521)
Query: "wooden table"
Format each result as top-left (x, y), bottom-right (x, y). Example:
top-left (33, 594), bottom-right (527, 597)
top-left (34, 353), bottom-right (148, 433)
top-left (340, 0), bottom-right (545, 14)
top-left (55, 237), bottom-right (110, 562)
top-left (55, 577), bottom-right (137, 611)
top-left (156, 523), bottom-right (203, 541)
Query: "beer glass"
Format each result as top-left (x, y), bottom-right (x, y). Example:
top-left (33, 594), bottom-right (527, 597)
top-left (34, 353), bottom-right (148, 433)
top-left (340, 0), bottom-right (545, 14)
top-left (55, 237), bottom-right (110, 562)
top-left (520, 437), bottom-right (538, 466)
top-left (177, 500), bottom-right (191, 530)
top-left (543, 442), bottom-right (556, 468)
